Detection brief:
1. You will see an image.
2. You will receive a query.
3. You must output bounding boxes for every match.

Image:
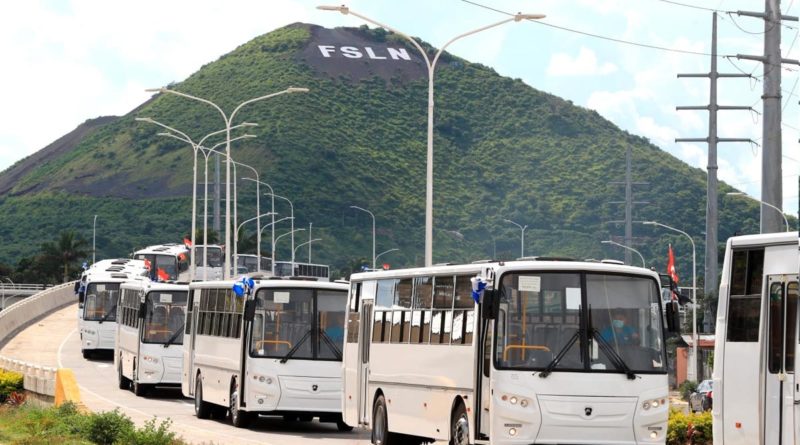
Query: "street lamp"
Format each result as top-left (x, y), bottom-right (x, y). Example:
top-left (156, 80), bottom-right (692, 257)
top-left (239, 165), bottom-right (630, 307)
top-left (319, 5), bottom-right (544, 267)
top-left (295, 238), bottom-right (322, 260)
top-left (504, 219), bottom-right (528, 258)
top-left (242, 177), bottom-right (275, 274)
top-left (375, 248), bottom-right (400, 268)
top-left (275, 228), bottom-right (306, 275)
top-left (92, 215), bottom-right (97, 264)
top-left (726, 192), bottom-right (790, 232)
top-left (601, 240), bottom-right (645, 267)
top-left (145, 86), bottom-right (309, 278)
top-left (643, 220), bottom-right (698, 381)
top-left (266, 193), bottom-right (297, 273)
top-left (137, 116), bottom-right (257, 279)
top-left (1, 277), bottom-right (14, 311)
top-left (350, 206), bottom-right (376, 270)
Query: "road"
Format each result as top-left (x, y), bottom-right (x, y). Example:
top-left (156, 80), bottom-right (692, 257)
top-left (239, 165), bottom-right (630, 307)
top-left (3, 303), bottom-right (371, 445)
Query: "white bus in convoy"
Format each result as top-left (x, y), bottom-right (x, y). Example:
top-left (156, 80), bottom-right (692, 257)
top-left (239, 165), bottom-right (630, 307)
top-left (236, 254), bottom-right (271, 274)
top-left (713, 231), bottom-right (799, 445)
top-left (78, 259), bottom-right (149, 358)
top-left (274, 261), bottom-right (330, 281)
top-left (133, 244), bottom-right (190, 281)
top-left (182, 277), bottom-right (351, 430)
top-left (193, 244), bottom-right (225, 280)
top-left (116, 279), bottom-right (189, 396)
top-left (343, 259), bottom-right (678, 445)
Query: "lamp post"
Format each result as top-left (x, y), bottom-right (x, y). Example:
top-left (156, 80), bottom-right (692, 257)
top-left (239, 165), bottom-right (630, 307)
top-left (145, 86), bottom-right (309, 278)
top-left (308, 223), bottom-right (313, 263)
top-left (242, 178), bottom-right (276, 274)
top-left (504, 219), bottom-right (528, 258)
top-left (319, 5), bottom-right (544, 267)
top-left (726, 192), bottom-right (790, 232)
top-left (266, 193), bottom-right (296, 273)
top-left (275, 228), bottom-right (306, 275)
top-left (295, 238), bottom-right (322, 260)
top-left (136, 116), bottom-right (257, 279)
top-left (375, 248), bottom-right (400, 269)
top-left (1, 277), bottom-right (14, 311)
top-left (601, 240), bottom-right (646, 267)
top-left (350, 206), bottom-right (376, 270)
top-left (644, 220), bottom-right (698, 381)
top-left (92, 215), bottom-right (97, 264)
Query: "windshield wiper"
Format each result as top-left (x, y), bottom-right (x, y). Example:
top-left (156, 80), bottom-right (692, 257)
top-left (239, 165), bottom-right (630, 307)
top-left (163, 324), bottom-right (185, 349)
top-left (539, 330), bottom-right (581, 379)
top-left (319, 329), bottom-right (342, 361)
top-left (591, 329), bottom-right (637, 380)
top-left (98, 305), bottom-right (116, 324)
top-left (279, 329), bottom-right (312, 364)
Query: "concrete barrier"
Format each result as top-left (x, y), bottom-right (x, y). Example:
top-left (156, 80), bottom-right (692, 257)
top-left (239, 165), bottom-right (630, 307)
top-left (0, 282), bottom-right (75, 399)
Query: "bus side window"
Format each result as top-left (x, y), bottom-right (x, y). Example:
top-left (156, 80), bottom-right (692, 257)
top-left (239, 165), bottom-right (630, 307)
top-left (347, 283), bottom-right (361, 344)
top-left (727, 249), bottom-right (764, 342)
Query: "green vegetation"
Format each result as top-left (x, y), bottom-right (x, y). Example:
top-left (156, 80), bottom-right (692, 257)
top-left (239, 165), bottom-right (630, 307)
top-left (0, 370), bottom-right (23, 402)
top-left (0, 402), bottom-right (184, 445)
top-left (668, 409), bottom-right (712, 445)
top-left (0, 23), bottom-right (790, 286)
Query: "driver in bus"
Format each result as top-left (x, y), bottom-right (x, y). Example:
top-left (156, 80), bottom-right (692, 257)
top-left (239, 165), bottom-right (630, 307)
top-left (324, 312), bottom-right (345, 345)
top-left (600, 311), bottom-right (639, 345)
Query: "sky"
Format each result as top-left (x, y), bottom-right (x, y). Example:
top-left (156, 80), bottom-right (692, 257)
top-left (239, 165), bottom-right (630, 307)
top-left (1, 0), bottom-right (798, 216)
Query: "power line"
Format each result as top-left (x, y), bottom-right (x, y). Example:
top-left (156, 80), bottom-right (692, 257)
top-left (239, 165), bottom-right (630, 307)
top-left (656, 0), bottom-right (722, 12)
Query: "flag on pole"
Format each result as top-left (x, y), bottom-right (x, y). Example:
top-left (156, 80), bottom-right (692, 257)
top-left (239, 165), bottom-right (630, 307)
top-left (667, 244), bottom-right (679, 284)
top-left (183, 237), bottom-right (192, 248)
top-left (156, 268), bottom-right (170, 282)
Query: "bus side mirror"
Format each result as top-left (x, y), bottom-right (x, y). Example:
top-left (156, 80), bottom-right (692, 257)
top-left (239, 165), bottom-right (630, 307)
top-left (244, 300), bottom-right (256, 322)
top-left (665, 301), bottom-right (680, 333)
top-left (138, 302), bottom-right (147, 319)
top-left (482, 289), bottom-right (499, 320)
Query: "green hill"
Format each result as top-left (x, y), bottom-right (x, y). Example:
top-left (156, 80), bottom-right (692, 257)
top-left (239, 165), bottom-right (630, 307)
top-left (0, 23), bottom-right (782, 284)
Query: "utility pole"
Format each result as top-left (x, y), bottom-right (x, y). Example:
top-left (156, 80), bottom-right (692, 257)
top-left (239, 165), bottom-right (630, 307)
top-left (608, 145), bottom-right (648, 265)
top-left (675, 12), bottom-right (753, 315)
top-left (213, 153), bottom-right (221, 233)
top-left (737, 1), bottom-right (799, 233)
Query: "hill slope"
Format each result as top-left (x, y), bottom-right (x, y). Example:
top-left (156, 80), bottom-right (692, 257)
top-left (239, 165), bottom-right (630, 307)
top-left (0, 23), bottom-right (774, 282)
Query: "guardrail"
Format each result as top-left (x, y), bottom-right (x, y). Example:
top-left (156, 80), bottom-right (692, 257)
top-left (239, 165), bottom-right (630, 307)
top-left (0, 284), bottom-right (49, 291)
top-left (0, 282), bottom-right (76, 400)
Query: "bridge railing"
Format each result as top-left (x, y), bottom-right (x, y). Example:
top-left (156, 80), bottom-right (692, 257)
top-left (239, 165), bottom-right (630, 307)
top-left (0, 282), bottom-right (76, 400)
top-left (0, 284), bottom-right (49, 292)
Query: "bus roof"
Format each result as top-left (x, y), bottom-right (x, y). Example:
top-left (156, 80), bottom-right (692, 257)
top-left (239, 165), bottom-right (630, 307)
top-left (83, 258), bottom-right (149, 284)
top-left (134, 243), bottom-right (189, 256)
top-left (189, 278), bottom-right (348, 292)
top-left (728, 231), bottom-right (798, 248)
top-left (349, 259), bottom-right (660, 283)
top-left (121, 280), bottom-right (189, 293)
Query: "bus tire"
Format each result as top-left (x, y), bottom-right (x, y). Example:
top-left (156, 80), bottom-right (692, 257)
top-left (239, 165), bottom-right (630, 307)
top-left (372, 394), bottom-right (396, 445)
top-left (117, 361), bottom-right (130, 390)
top-left (450, 402), bottom-right (470, 445)
top-left (82, 349), bottom-right (91, 359)
top-left (229, 385), bottom-right (251, 428)
top-left (336, 413), bottom-right (354, 432)
top-left (133, 380), bottom-right (149, 397)
top-left (194, 378), bottom-right (211, 419)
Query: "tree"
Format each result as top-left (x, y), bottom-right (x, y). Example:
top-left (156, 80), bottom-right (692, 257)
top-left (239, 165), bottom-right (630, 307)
top-left (40, 231), bottom-right (89, 283)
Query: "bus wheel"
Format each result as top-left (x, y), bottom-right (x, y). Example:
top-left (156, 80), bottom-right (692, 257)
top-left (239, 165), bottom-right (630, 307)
top-left (133, 380), bottom-right (149, 397)
top-left (372, 395), bottom-right (391, 445)
top-left (82, 349), bottom-right (91, 359)
top-left (194, 378), bottom-right (211, 419)
top-left (229, 385), bottom-right (251, 428)
top-left (450, 402), bottom-right (469, 445)
top-left (117, 361), bottom-right (130, 390)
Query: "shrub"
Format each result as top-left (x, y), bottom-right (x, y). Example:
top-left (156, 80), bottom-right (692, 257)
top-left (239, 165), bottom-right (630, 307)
top-left (678, 380), bottom-right (698, 401)
top-left (667, 409), bottom-right (712, 445)
top-left (119, 417), bottom-right (181, 445)
top-left (82, 409), bottom-right (134, 445)
top-left (0, 370), bottom-right (24, 401)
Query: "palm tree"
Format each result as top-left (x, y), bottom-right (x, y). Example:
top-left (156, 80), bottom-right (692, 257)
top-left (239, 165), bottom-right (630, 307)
top-left (40, 231), bottom-right (89, 282)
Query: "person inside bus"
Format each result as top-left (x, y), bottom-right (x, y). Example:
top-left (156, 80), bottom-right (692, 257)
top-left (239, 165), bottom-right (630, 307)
top-left (323, 312), bottom-right (345, 345)
top-left (599, 311), bottom-right (639, 346)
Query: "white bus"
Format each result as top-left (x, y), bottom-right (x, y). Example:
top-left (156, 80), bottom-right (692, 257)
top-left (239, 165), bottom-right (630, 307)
top-left (133, 244), bottom-right (190, 282)
top-left (274, 261), bottom-right (330, 281)
top-left (712, 231), bottom-right (799, 445)
top-left (116, 279), bottom-right (189, 396)
top-left (182, 277), bottom-right (351, 430)
top-left (78, 259), bottom-right (149, 359)
top-left (193, 244), bottom-right (225, 280)
top-left (343, 260), bottom-right (678, 445)
top-left (236, 254), bottom-right (271, 275)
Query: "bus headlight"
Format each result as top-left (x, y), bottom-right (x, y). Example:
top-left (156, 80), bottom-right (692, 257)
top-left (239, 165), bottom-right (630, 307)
top-left (509, 396), bottom-right (518, 405)
top-left (508, 427), bottom-right (517, 436)
top-left (142, 355), bottom-right (159, 364)
top-left (642, 397), bottom-right (666, 410)
top-left (252, 374), bottom-right (273, 385)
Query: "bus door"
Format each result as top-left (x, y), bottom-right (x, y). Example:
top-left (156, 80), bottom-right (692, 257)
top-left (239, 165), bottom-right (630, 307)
top-left (358, 300), bottom-right (373, 425)
top-left (765, 274), bottom-right (798, 445)
top-left (183, 290), bottom-right (200, 396)
top-left (477, 317), bottom-right (492, 439)
top-left (794, 279), bottom-right (800, 444)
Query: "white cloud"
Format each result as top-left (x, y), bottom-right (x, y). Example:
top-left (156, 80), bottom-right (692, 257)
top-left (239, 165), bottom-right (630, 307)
top-left (547, 47), bottom-right (617, 76)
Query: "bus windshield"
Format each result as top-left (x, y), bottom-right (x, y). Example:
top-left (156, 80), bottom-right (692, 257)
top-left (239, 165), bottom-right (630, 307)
top-left (142, 291), bottom-right (188, 345)
top-left (495, 272), bottom-right (665, 374)
top-left (83, 282), bottom-right (121, 322)
top-left (250, 287), bottom-right (348, 361)
top-left (134, 254), bottom-right (180, 281)
top-left (195, 247), bottom-right (223, 268)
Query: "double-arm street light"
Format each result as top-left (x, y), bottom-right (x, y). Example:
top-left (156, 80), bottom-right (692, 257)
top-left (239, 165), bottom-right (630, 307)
top-left (92, 215), bottom-right (98, 264)
top-left (643, 220), bottom-right (698, 381)
top-left (145, 86), bottom-right (309, 278)
top-left (319, 5), bottom-right (544, 267)
top-left (350, 206), bottom-right (376, 270)
top-left (726, 192), bottom-right (790, 232)
top-left (260, 216), bottom-right (294, 271)
top-left (275, 228), bottom-right (306, 274)
top-left (375, 248), bottom-right (400, 268)
top-left (504, 219), bottom-right (528, 258)
top-left (295, 238), bottom-right (322, 261)
top-left (601, 240), bottom-right (645, 267)
top-left (266, 193), bottom-right (297, 271)
top-left (136, 116), bottom-right (257, 279)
